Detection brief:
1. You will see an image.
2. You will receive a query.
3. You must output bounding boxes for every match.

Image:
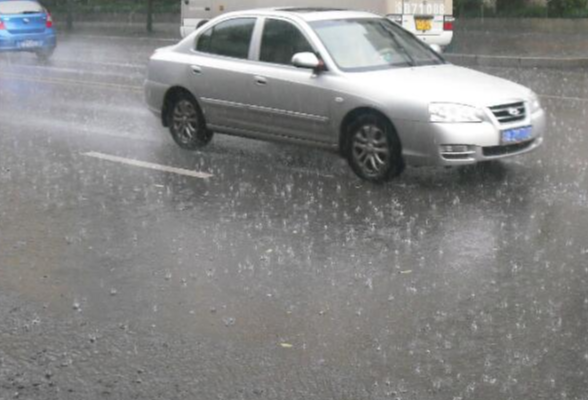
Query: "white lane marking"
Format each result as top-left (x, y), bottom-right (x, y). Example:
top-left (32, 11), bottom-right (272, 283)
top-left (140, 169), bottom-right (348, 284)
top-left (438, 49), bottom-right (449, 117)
top-left (0, 60), bottom-right (145, 71)
top-left (0, 72), bottom-right (142, 91)
top-left (448, 53), bottom-right (588, 62)
top-left (49, 58), bottom-right (146, 69)
top-left (82, 152), bottom-right (213, 179)
top-left (0, 64), bottom-right (144, 83)
top-left (539, 94), bottom-right (588, 102)
top-left (74, 34), bottom-right (177, 42)
top-left (0, 112), bottom-right (155, 142)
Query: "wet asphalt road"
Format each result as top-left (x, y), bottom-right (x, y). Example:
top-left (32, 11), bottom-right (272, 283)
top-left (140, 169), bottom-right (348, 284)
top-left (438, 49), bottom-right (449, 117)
top-left (1, 32), bottom-right (588, 400)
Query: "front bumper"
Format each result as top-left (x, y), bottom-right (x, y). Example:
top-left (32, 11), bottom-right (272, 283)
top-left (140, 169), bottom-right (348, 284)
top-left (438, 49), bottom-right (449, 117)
top-left (0, 30), bottom-right (56, 52)
top-left (402, 107), bottom-right (546, 167)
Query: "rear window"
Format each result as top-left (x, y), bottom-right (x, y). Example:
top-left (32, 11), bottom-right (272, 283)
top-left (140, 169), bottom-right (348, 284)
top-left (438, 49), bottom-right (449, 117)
top-left (0, 1), bottom-right (43, 15)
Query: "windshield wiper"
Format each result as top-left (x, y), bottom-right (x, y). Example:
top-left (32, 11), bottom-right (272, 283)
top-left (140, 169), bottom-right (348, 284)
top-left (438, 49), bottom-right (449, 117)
top-left (378, 23), bottom-right (416, 67)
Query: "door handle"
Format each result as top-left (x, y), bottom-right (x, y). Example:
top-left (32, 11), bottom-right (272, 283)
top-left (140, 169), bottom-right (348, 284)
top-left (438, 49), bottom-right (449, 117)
top-left (254, 76), bottom-right (267, 86)
top-left (191, 65), bottom-right (202, 75)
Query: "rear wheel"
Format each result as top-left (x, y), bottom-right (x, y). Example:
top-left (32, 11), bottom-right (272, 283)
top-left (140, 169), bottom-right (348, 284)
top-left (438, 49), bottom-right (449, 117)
top-left (167, 92), bottom-right (213, 150)
top-left (346, 113), bottom-right (404, 183)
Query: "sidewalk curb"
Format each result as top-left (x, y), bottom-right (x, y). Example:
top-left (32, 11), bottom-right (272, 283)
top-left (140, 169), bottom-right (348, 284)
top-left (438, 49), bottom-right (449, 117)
top-left (446, 53), bottom-right (588, 69)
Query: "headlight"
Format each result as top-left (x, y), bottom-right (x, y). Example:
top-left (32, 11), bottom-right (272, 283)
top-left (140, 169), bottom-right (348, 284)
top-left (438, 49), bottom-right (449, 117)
top-left (429, 103), bottom-right (483, 123)
top-left (529, 91), bottom-right (542, 113)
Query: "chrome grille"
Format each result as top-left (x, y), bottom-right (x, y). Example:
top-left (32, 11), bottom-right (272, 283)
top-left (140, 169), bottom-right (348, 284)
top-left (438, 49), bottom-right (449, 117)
top-left (489, 102), bottom-right (526, 124)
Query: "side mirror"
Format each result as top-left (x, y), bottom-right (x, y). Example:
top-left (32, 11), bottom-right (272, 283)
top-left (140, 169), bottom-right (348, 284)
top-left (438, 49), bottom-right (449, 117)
top-left (292, 52), bottom-right (324, 71)
top-left (430, 44), bottom-right (443, 55)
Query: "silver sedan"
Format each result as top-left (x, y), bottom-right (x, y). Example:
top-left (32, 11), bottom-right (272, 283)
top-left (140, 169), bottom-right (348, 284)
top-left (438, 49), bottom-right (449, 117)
top-left (145, 8), bottom-right (546, 182)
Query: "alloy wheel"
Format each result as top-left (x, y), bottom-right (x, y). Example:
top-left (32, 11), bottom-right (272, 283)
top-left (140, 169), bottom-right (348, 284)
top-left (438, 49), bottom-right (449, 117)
top-left (351, 124), bottom-right (391, 177)
top-left (172, 100), bottom-right (199, 145)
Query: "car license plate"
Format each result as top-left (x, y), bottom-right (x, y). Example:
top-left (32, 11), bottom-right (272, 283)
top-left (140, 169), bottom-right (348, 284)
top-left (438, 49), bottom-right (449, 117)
top-left (18, 40), bottom-right (42, 49)
top-left (415, 19), bottom-right (432, 31)
top-left (502, 126), bottom-right (532, 144)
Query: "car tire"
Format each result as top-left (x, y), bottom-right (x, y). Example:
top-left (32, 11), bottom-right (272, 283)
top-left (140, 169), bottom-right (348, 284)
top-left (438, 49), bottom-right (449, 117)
top-left (36, 48), bottom-right (54, 61)
top-left (167, 92), bottom-right (213, 150)
top-left (346, 112), bottom-right (404, 183)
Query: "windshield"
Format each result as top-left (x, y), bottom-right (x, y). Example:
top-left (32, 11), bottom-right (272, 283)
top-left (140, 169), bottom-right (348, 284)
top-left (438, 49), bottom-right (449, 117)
top-left (311, 18), bottom-right (444, 72)
top-left (0, 1), bottom-right (43, 15)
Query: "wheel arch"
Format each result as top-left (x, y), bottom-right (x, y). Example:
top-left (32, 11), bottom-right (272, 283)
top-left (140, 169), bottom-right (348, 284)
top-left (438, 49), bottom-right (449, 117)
top-left (339, 107), bottom-right (401, 156)
top-left (161, 86), bottom-right (198, 128)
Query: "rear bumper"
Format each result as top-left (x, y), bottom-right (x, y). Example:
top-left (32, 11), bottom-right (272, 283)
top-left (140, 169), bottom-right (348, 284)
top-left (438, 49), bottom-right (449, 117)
top-left (0, 30), bottom-right (56, 52)
top-left (416, 31), bottom-right (453, 48)
top-left (144, 79), bottom-right (168, 124)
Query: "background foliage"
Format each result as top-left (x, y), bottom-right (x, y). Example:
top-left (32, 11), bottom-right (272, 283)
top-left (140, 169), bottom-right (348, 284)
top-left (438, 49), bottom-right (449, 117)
top-left (41, 0), bottom-right (179, 14)
top-left (41, 0), bottom-right (588, 18)
top-left (456, 0), bottom-right (588, 17)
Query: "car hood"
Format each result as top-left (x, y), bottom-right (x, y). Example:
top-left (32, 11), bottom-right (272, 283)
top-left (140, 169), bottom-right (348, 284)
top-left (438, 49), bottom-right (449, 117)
top-left (352, 64), bottom-right (532, 108)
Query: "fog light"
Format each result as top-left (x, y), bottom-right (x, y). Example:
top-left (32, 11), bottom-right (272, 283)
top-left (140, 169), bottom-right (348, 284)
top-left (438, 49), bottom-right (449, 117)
top-left (441, 145), bottom-right (472, 154)
top-left (440, 145), bottom-right (476, 161)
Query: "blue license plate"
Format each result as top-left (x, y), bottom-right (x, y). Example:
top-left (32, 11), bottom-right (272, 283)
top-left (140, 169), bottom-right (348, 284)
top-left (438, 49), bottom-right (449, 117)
top-left (502, 126), bottom-right (532, 144)
top-left (18, 40), bottom-right (42, 49)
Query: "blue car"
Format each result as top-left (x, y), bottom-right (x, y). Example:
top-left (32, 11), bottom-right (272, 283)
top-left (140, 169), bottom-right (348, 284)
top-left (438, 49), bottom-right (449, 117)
top-left (0, 0), bottom-right (56, 60)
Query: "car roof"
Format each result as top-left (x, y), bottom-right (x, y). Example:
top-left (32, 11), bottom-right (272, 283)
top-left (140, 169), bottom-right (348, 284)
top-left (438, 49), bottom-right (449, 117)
top-left (228, 7), bottom-right (380, 23)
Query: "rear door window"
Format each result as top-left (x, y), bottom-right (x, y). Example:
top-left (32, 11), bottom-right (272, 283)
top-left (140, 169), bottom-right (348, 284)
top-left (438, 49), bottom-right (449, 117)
top-left (196, 18), bottom-right (256, 59)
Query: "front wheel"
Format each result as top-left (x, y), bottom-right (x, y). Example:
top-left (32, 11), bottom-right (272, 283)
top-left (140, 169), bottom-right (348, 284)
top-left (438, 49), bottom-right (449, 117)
top-left (167, 92), bottom-right (213, 150)
top-left (346, 113), bottom-right (404, 183)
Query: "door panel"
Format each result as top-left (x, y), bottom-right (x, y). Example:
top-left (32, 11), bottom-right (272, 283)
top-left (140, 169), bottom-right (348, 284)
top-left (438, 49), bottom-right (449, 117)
top-left (246, 66), bottom-right (333, 143)
top-left (191, 58), bottom-right (262, 131)
top-left (248, 18), bottom-right (333, 143)
top-left (188, 17), bottom-right (260, 132)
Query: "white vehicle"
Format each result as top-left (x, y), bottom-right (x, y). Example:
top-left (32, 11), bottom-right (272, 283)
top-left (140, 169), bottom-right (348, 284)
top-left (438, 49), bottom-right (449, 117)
top-left (180, 0), bottom-right (454, 48)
